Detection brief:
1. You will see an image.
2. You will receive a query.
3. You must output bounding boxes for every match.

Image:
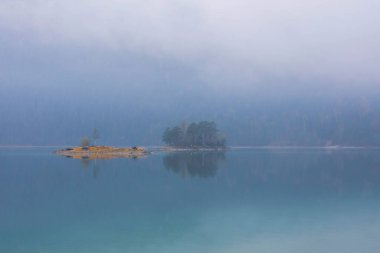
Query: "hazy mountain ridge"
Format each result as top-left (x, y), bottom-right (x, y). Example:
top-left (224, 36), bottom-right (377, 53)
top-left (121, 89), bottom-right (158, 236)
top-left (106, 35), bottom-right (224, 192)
top-left (1, 94), bottom-right (379, 146)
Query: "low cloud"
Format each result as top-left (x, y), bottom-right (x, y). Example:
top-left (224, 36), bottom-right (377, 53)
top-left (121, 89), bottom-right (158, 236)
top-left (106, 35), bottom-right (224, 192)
top-left (0, 0), bottom-right (379, 91)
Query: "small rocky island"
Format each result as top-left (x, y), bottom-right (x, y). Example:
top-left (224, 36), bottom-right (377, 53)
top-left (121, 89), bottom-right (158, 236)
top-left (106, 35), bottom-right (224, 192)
top-left (55, 146), bottom-right (149, 160)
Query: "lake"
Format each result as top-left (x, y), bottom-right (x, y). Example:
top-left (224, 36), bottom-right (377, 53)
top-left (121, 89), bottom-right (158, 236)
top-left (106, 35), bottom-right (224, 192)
top-left (1, 148), bottom-right (380, 253)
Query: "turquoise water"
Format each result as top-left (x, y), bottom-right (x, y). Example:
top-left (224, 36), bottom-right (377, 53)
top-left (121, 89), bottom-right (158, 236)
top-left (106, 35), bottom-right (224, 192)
top-left (1, 148), bottom-right (380, 253)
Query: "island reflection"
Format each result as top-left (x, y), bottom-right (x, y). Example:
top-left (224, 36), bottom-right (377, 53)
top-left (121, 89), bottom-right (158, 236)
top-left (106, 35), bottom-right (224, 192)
top-left (163, 151), bottom-right (225, 178)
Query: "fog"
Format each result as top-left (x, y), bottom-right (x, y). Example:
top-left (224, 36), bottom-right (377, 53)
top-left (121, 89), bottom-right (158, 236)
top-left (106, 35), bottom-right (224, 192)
top-left (0, 0), bottom-right (380, 145)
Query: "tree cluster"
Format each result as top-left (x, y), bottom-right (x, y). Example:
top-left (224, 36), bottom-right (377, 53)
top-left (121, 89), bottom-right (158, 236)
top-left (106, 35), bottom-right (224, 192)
top-left (162, 121), bottom-right (226, 148)
top-left (80, 128), bottom-right (100, 147)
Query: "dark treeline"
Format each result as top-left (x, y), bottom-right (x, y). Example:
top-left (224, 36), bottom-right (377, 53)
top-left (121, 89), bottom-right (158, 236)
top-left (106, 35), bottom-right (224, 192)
top-left (162, 121), bottom-right (226, 148)
top-left (2, 95), bottom-right (380, 146)
top-left (222, 99), bottom-right (380, 146)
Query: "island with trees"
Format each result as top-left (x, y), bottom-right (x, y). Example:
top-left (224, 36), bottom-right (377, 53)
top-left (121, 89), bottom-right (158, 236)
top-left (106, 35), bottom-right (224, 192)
top-left (162, 121), bottom-right (226, 149)
top-left (55, 122), bottom-right (226, 160)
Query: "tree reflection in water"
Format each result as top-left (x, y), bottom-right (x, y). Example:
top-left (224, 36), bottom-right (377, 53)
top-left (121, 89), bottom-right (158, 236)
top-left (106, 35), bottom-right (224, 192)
top-left (79, 158), bottom-right (99, 178)
top-left (163, 152), bottom-right (225, 178)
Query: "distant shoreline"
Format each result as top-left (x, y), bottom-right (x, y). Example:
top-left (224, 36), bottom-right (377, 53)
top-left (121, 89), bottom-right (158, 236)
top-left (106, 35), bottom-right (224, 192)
top-left (229, 145), bottom-right (380, 149)
top-left (1, 145), bottom-right (379, 150)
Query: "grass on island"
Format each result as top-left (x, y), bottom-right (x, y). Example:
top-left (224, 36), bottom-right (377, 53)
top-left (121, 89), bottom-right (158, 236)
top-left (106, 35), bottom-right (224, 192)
top-left (55, 146), bottom-right (148, 160)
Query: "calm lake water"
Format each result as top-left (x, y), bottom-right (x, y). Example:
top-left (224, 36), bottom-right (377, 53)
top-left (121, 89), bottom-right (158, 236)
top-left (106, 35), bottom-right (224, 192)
top-left (1, 148), bottom-right (380, 253)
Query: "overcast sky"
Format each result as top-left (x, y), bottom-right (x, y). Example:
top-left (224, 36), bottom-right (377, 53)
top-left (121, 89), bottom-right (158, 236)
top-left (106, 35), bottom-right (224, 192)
top-left (0, 0), bottom-right (379, 94)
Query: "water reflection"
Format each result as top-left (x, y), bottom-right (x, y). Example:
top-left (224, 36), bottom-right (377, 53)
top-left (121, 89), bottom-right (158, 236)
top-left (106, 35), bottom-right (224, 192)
top-left (80, 157), bottom-right (91, 168)
top-left (238, 150), bottom-right (380, 193)
top-left (163, 151), bottom-right (225, 178)
top-left (78, 158), bottom-right (100, 178)
top-left (1, 149), bottom-right (380, 253)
